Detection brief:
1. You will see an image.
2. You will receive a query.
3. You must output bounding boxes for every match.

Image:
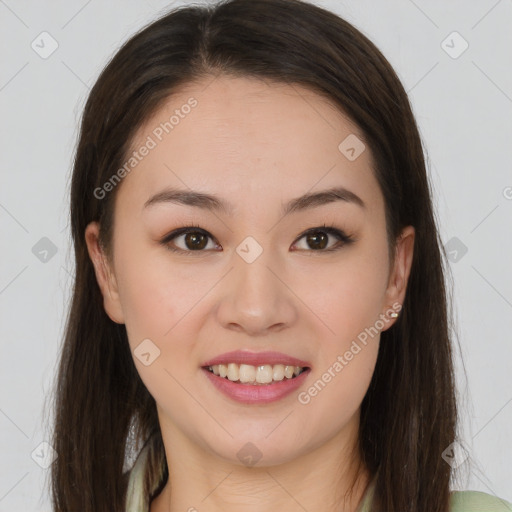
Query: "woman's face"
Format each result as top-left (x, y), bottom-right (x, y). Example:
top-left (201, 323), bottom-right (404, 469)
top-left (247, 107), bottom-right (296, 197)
top-left (87, 75), bottom-right (414, 467)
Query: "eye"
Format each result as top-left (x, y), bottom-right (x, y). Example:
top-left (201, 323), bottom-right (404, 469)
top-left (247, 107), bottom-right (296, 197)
top-left (160, 223), bottom-right (355, 255)
top-left (161, 224), bottom-right (220, 254)
top-left (291, 224), bottom-right (355, 252)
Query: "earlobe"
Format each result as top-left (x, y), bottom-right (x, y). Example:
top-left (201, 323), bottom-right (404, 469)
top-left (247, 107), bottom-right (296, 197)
top-left (84, 222), bottom-right (125, 324)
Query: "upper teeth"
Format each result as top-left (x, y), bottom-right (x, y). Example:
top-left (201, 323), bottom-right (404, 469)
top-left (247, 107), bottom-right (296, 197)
top-left (208, 363), bottom-right (304, 384)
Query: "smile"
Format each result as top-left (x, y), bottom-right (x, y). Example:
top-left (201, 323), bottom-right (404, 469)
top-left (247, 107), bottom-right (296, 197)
top-left (201, 365), bottom-right (311, 404)
top-left (206, 363), bottom-right (307, 385)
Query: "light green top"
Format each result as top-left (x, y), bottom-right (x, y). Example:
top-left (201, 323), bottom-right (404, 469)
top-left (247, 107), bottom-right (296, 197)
top-left (125, 441), bottom-right (512, 511)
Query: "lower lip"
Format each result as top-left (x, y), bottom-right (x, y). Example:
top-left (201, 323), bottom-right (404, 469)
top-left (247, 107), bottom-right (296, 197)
top-left (201, 367), bottom-right (311, 404)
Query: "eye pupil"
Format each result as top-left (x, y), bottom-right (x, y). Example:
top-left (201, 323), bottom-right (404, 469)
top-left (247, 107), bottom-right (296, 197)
top-left (185, 232), bottom-right (208, 250)
top-left (307, 231), bottom-right (328, 250)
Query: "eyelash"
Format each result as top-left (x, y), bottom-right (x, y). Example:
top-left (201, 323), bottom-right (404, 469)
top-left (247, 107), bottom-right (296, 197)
top-left (160, 223), bottom-right (355, 256)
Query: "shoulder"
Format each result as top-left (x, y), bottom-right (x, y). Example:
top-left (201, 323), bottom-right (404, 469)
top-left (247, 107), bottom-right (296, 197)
top-left (123, 436), bottom-right (168, 512)
top-left (124, 442), bottom-right (152, 512)
top-left (450, 490), bottom-right (512, 511)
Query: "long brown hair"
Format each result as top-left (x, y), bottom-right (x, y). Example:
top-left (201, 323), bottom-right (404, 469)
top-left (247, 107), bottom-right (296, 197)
top-left (49, 0), bottom-right (460, 510)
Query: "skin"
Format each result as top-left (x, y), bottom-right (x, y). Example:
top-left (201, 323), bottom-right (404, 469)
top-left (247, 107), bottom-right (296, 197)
top-left (85, 75), bottom-right (414, 512)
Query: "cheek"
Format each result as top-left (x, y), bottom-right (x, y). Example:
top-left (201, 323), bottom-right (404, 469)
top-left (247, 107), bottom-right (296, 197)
top-left (297, 263), bottom-right (383, 427)
top-left (114, 252), bottom-right (197, 398)
top-left (298, 343), bottom-right (379, 441)
top-left (118, 273), bottom-right (174, 343)
top-left (113, 238), bottom-right (217, 383)
top-left (295, 290), bottom-right (380, 448)
top-left (112, 234), bottom-right (183, 346)
top-left (297, 239), bottom-right (390, 344)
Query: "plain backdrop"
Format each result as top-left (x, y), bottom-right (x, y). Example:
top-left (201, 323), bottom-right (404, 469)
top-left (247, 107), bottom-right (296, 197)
top-left (1, 0), bottom-right (511, 510)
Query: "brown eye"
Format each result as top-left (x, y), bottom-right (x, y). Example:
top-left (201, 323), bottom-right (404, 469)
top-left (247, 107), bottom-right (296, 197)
top-left (292, 226), bottom-right (354, 252)
top-left (161, 226), bottom-right (218, 254)
top-left (182, 231), bottom-right (209, 250)
top-left (305, 231), bottom-right (329, 250)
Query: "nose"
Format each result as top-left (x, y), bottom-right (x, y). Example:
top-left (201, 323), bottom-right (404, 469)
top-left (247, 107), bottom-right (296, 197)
top-left (215, 245), bottom-right (298, 336)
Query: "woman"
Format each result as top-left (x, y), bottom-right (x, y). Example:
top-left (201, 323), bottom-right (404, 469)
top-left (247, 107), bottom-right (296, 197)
top-left (50, 0), bottom-right (511, 510)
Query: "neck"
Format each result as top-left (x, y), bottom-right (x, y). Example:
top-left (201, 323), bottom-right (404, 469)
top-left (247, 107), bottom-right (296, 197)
top-left (150, 413), bottom-right (371, 512)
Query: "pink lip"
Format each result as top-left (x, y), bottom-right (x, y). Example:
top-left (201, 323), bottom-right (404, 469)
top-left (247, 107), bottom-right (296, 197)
top-left (201, 350), bottom-right (311, 368)
top-left (201, 367), bottom-right (311, 404)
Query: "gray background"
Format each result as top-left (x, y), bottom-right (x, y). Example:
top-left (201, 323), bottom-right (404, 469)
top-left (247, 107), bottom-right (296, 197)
top-left (1, 0), bottom-right (511, 509)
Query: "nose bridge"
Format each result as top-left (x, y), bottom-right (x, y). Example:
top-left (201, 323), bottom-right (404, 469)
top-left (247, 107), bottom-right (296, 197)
top-left (236, 241), bottom-right (276, 300)
top-left (216, 237), bottom-right (296, 334)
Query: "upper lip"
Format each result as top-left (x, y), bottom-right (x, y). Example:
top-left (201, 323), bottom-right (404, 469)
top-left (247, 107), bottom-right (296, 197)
top-left (202, 350), bottom-right (311, 368)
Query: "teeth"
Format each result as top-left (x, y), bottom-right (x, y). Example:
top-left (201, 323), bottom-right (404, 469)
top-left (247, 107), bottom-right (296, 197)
top-left (285, 365), bottom-right (294, 378)
top-left (207, 363), bottom-right (305, 384)
top-left (273, 365), bottom-right (285, 381)
top-left (227, 363), bottom-right (239, 381)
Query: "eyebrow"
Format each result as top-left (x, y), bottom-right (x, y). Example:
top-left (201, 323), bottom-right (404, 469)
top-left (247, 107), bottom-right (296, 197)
top-left (143, 185), bottom-right (365, 216)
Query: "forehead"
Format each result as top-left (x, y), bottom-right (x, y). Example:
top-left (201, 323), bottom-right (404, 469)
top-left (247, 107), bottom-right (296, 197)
top-left (118, 75), bottom-right (381, 216)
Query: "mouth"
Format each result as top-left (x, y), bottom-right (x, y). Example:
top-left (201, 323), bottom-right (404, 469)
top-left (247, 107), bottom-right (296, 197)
top-left (202, 363), bottom-right (310, 386)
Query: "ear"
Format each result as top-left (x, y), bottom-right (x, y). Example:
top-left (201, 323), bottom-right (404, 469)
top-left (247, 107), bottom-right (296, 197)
top-left (84, 221), bottom-right (125, 324)
top-left (381, 225), bottom-right (415, 329)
